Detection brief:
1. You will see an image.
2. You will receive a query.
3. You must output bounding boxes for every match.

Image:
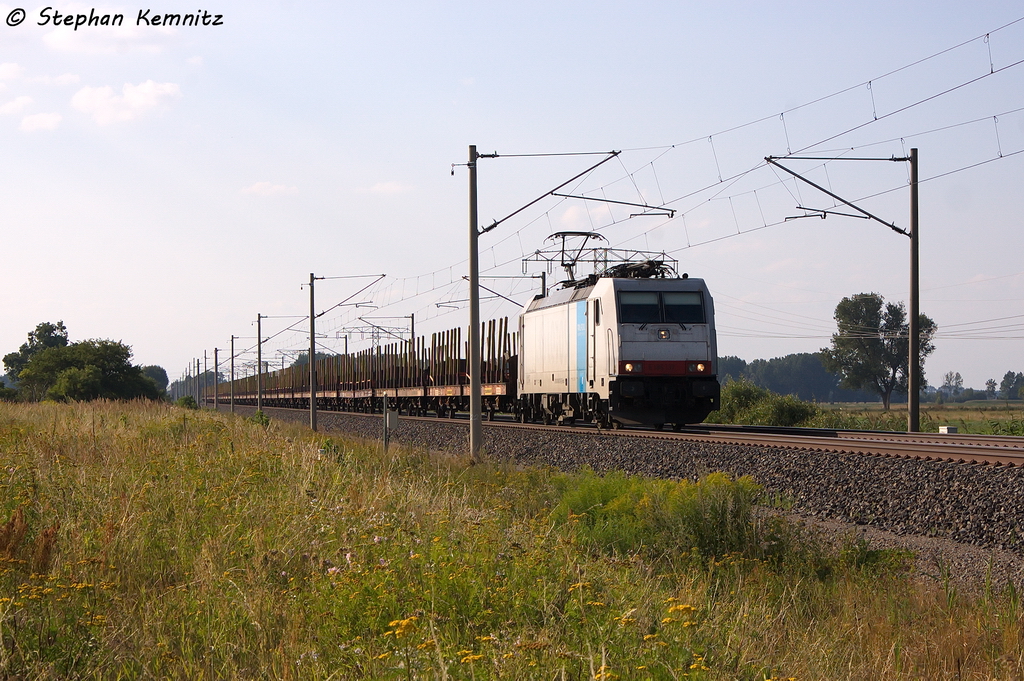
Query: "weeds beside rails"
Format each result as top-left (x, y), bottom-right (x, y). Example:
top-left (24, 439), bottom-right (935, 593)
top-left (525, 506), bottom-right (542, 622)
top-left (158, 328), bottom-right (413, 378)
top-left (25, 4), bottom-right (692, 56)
top-left (0, 401), bottom-right (1021, 679)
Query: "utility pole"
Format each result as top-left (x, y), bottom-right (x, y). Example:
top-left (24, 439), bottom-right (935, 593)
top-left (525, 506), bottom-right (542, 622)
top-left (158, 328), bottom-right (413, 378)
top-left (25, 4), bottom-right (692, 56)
top-left (310, 272), bottom-right (319, 432)
top-left (203, 351), bottom-right (208, 408)
top-left (257, 314), bottom-right (264, 413)
top-left (230, 335), bottom-right (236, 413)
top-left (213, 348), bottom-right (219, 412)
top-left (908, 148), bottom-right (920, 433)
top-left (468, 145), bottom-right (483, 463)
top-left (195, 358), bottom-right (200, 405)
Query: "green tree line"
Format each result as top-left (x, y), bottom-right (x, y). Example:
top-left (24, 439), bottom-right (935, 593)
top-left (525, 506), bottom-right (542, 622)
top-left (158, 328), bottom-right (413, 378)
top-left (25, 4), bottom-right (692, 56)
top-left (2, 321), bottom-right (166, 402)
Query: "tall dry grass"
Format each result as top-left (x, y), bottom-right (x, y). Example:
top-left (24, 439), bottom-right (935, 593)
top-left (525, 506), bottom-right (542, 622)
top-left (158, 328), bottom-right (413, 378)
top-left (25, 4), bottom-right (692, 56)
top-left (0, 400), bottom-right (1021, 679)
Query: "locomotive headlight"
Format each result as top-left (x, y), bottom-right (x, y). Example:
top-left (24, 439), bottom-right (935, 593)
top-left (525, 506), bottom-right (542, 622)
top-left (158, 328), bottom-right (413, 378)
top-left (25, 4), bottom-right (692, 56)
top-left (658, 329), bottom-right (670, 339)
top-left (624, 362), bottom-right (642, 373)
top-left (696, 363), bottom-right (706, 372)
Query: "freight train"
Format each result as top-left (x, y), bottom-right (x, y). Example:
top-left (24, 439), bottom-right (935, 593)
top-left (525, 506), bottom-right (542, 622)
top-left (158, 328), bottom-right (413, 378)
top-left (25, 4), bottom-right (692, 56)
top-left (217, 261), bottom-right (720, 429)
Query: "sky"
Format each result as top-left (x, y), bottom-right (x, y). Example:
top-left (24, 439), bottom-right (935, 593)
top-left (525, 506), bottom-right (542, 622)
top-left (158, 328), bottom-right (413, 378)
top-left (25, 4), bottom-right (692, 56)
top-left (1, 1), bottom-right (1022, 390)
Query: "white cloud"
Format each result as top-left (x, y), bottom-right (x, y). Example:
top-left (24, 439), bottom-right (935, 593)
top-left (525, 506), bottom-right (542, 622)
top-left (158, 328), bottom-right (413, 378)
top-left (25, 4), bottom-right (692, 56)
top-left (242, 182), bottom-right (299, 196)
top-left (71, 80), bottom-right (181, 124)
top-left (0, 63), bottom-right (24, 80)
top-left (0, 96), bottom-right (33, 114)
top-left (20, 113), bottom-right (62, 131)
top-left (359, 181), bottom-right (414, 194)
top-left (187, 56), bottom-right (203, 66)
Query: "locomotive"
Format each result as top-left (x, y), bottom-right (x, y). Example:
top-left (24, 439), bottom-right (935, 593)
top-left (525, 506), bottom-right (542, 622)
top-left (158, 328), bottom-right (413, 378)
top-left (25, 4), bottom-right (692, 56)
top-left (220, 259), bottom-right (720, 429)
top-left (518, 261), bottom-right (720, 429)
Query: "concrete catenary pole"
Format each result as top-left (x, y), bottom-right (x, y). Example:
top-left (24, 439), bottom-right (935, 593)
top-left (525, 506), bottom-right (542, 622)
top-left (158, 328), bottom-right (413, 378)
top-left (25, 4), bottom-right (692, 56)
top-left (309, 272), bottom-right (317, 432)
top-left (468, 144), bottom-right (483, 462)
top-left (230, 335), bottom-right (236, 413)
top-left (908, 148), bottom-right (920, 433)
top-left (214, 348), bottom-right (219, 412)
top-left (257, 314), bottom-right (263, 413)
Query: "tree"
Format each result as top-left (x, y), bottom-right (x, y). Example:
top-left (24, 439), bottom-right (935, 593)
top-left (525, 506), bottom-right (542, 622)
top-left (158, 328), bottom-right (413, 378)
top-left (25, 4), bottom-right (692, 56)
top-left (141, 365), bottom-right (169, 393)
top-left (821, 293), bottom-right (936, 409)
top-left (3, 321), bottom-right (69, 383)
top-left (985, 379), bottom-right (998, 399)
top-left (717, 356), bottom-right (747, 383)
top-left (744, 352), bottom-right (850, 402)
top-left (999, 371), bottom-right (1022, 400)
top-left (17, 340), bottom-right (160, 402)
top-left (941, 371), bottom-right (964, 398)
top-left (290, 351), bottom-right (331, 367)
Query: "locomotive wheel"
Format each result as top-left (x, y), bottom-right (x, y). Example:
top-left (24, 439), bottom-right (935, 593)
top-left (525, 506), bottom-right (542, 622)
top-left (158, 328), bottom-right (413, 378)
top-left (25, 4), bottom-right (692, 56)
top-left (611, 420), bottom-right (622, 430)
top-left (653, 423), bottom-right (664, 431)
top-left (672, 423), bottom-right (682, 432)
top-left (542, 413), bottom-right (552, 425)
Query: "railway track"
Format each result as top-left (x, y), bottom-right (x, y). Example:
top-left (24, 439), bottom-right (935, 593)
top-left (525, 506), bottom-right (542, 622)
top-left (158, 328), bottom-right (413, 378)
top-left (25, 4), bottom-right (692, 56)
top-left (221, 403), bottom-right (1024, 468)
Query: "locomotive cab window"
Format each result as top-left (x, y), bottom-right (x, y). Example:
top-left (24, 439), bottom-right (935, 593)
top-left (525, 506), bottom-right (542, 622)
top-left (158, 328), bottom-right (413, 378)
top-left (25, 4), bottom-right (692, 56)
top-left (664, 291), bottom-right (705, 324)
top-left (617, 290), bottom-right (705, 324)
top-left (618, 292), bottom-right (660, 324)
top-left (594, 299), bottom-right (601, 325)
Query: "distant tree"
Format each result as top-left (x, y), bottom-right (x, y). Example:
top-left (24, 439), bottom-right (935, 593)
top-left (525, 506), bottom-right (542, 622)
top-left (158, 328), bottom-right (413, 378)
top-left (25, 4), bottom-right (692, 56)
top-left (985, 379), bottom-right (998, 400)
top-left (717, 356), bottom-right (747, 383)
top-left (141, 365), bottom-right (169, 392)
top-left (744, 352), bottom-right (846, 402)
top-left (821, 293), bottom-right (936, 410)
top-left (999, 371), bottom-right (1022, 400)
top-left (290, 351), bottom-right (331, 367)
top-left (941, 371), bottom-right (964, 397)
top-left (3, 321), bottom-right (69, 383)
top-left (18, 340), bottom-right (160, 402)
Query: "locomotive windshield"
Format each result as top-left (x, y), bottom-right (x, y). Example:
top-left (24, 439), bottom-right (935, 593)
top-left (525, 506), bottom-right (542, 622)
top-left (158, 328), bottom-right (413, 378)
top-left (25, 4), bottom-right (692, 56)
top-left (618, 290), bottom-right (705, 324)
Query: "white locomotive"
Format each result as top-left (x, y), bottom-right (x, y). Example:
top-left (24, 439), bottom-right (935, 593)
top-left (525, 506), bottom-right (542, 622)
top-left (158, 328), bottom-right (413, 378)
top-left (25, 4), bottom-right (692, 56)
top-left (517, 261), bottom-right (720, 430)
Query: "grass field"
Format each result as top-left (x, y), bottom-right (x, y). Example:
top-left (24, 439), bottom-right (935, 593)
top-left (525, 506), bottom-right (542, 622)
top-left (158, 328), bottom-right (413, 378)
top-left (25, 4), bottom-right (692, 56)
top-left (1, 401), bottom-right (1022, 679)
top-left (820, 401), bottom-right (1024, 434)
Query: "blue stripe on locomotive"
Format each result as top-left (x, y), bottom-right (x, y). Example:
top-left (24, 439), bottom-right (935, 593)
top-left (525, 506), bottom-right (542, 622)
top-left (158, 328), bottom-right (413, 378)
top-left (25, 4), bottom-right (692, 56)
top-left (576, 300), bottom-right (587, 393)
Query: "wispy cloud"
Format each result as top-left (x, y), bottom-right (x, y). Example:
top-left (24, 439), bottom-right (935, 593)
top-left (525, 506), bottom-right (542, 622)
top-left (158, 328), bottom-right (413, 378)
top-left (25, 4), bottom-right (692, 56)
top-left (0, 96), bottom-right (33, 115)
top-left (21, 113), bottom-right (62, 131)
top-left (242, 182), bottom-right (299, 196)
top-left (71, 80), bottom-right (181, 124)
top-left (0, 63), bottom-right (24, 80)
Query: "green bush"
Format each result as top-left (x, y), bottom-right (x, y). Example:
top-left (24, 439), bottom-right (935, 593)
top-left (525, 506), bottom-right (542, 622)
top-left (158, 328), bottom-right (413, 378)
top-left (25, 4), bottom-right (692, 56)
top-left (714, 379), bottom-right (819, 426)
top-left (174, 395), bottom-right (198, 409)
top-left (550, 469), bottom-right (763, 558)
